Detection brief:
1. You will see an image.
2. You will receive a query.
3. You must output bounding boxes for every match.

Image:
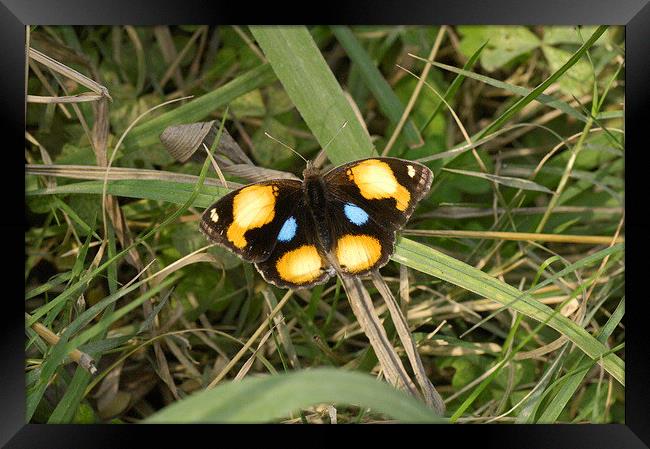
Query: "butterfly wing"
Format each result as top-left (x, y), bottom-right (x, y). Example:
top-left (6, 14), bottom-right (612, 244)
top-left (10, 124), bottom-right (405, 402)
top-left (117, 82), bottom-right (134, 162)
top-left (200, 180), bottom-right (304, 263)
top-left (254, 198), bottom-right (335, 289)
top-left (201, 157), bottom-right (432, 286)
top-left (323, 157), bottom-right (433, 276)
top-left (324, 196), bottom-right (396, 276)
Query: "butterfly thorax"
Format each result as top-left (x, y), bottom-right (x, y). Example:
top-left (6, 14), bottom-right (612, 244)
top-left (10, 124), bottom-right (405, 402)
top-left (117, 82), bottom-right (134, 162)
top-left (302, 164), bottom-right (333, 252)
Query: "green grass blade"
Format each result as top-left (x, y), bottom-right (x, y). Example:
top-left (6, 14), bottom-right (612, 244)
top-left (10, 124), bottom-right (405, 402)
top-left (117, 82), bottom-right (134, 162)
top-left (331, 26), bottom-right (423, 148)
top-left (25, 272), bottom-right (73, 300)
top-left (28, 179), bottom-right (230, 209)
top-left (47, 222), bottom-right (123, 424)
top-left (121, 63), bottom-right (275, 152)
top-left (417, 58), bottom-right (588, 123)
top-left (536, 297), bottom-right (625, 422)
top-left (442, 167), bottom-right (554, 194)
top-left (420, 40), bottom-right (486, 133)
top-left (250, 26), bottom-right (375, 165)
top-left (65, 274), bottom-right (182, 352)
top-left (145, 368), bottom-right (444, 423)
top-left (392, 237), bottom-right (624, 385)
top-left (47, 368), bottom-right (93, 423)
top-left (51, 197), bottom-right (100, 239)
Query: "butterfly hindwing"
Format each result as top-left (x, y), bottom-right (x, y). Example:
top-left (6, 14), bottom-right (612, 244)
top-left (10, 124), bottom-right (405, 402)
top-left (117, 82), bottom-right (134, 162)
top-left (254, 201), bottom-right (335, 289)
top-left (199, 180), bottom-right (303, 263)
top-left (323, 157), bottom-right (433, 275)
top-left (325, 196), bottom-right (396, 276)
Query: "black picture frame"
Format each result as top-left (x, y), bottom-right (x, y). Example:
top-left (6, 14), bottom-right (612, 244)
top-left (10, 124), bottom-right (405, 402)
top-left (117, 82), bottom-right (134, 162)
top-left (7, 0), bottom-right (649, 446)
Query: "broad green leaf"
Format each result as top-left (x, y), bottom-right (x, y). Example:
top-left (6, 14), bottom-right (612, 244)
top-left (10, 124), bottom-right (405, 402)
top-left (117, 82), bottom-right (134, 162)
top-left (543, 26), bottom-right (609, 46)
top-left (145, 368), bottom-right (444, 423)
top-left (27, 179), bottom-right (230, 209)
top-left (542, 45), bottom-right (593, 97)
top-left (459, 26), bottom-right (540, 72)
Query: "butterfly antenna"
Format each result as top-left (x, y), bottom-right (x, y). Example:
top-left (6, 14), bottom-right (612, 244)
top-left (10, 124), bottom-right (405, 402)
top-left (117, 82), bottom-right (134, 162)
top-left (322, 121), bottom-right (348, 152)
top-left (264, 131), bottom-right (308, 164)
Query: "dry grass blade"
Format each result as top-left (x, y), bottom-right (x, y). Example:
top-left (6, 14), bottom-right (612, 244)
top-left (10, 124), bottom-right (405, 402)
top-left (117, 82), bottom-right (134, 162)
top-left (382, 26), bottom-right (446, 155)
top-left (423, 205), bottom-right (622, 220)
top-left (339, 276), bottom-right (419, 397)
top-left (233, 326), bottom-right (277, 381)
top-left (27, 93), bottom-right (105, 104)
top-left (261, 288), bottom-right (301, 369)
top-left (224, 164), bottom-right (300, 182)
top-left (27, 314), bottom-right (97, 375)
top-left (161, 121), bottom-right (219, 163)
top-left (162, 122), bottom-right (254, 165)
top-left (159, 26), bottom-right (203, 88)
top-left (154, 26), bottom-right (185, 88)
top-left (371, 272), bottom-right (445, 414)
top-left (27, 59), bottom-right (72, 117)
top-left (26, 164), bottom-right (243, 190)
top-left (207, 290), bottom-right (295, 389)
top-left (29, 47), bottom-right (110, 98)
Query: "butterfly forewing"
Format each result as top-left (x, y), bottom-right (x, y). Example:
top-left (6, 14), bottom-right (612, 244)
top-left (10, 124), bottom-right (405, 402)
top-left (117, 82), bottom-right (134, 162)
top-left (323, 157), bottom-right (433, 230)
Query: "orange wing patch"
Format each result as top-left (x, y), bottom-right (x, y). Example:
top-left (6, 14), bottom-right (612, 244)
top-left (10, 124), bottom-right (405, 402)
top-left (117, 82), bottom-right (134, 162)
top-left (347, 159), bottom-right (411, 211)
top-left (227, 184), bottom-right (278, 248)
top-left (335, 234), bottom-right (382, 273)
top-left (275, 245), bottom-right (324, 284)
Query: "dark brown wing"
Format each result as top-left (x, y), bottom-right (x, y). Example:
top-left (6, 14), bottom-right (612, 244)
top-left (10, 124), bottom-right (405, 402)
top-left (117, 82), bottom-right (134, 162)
top-left (322, 157), bottom-right (433, 231)
top-left (199, 179), bottom-right (303, 263)
top-left (254, 201), bottom-right (335, 289)
top-left (322, 157), bottom-right (433, 276)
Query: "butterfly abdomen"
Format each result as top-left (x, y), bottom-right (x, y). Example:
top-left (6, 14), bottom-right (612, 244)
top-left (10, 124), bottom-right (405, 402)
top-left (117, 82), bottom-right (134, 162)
top-left (303, 174), bottom-right (333, 251)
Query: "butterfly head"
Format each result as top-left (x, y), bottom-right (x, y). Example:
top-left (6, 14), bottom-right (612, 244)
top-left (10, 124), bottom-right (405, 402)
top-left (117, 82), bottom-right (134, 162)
top-left (302, 159), bottom-right (321, 180)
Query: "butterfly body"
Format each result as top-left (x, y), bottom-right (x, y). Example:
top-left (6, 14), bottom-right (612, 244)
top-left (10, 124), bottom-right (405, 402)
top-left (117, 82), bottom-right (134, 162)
top-left (302, 163), bottom-right (334, 252)
top-left (200, 157), bottom-right (433, 289)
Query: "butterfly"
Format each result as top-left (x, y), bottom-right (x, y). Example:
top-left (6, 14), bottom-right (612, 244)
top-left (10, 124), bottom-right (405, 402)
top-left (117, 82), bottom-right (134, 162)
top-left (200, 157), bottom-right (433, 289)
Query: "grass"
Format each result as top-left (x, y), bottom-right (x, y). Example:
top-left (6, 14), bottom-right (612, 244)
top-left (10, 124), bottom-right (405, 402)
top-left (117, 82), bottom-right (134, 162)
top-left (25, 25), bottom-right (624, 424)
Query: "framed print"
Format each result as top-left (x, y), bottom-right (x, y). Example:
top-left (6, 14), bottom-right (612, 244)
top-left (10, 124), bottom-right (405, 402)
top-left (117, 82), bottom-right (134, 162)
top-left (6, 0), bottom-right (650, 446)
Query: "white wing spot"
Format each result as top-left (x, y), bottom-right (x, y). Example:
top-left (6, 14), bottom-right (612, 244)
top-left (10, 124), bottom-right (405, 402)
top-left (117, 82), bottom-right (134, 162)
top-left (407, 165), bottom-right (416, 178)
top-left (210, 209), bottom-right (219, 222)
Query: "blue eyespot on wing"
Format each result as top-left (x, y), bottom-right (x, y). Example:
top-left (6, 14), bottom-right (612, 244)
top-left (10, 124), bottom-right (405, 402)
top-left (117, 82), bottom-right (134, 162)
top-left (277, 216), bottom-right (298, 242)
top-left (344, 203), bottom-right (369, 226)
